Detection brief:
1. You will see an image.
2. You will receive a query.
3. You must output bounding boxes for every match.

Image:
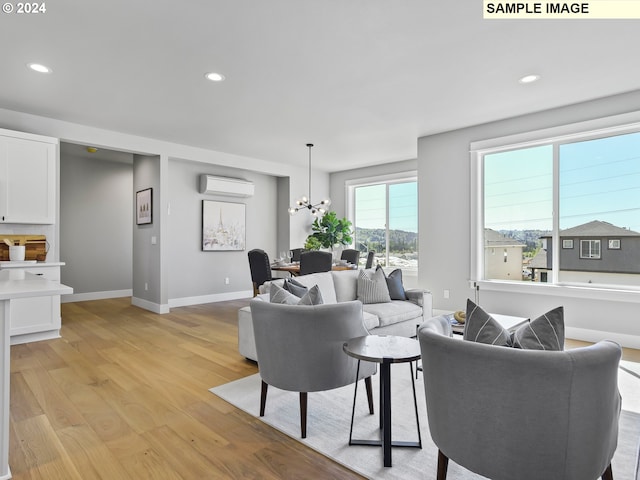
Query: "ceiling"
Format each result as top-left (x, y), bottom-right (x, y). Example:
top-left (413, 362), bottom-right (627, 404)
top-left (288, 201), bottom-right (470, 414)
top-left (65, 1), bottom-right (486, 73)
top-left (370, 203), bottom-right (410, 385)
top-left (60, 142), bottom-right (134, 164)
top-left (2, 1), bottom-right (640, 172)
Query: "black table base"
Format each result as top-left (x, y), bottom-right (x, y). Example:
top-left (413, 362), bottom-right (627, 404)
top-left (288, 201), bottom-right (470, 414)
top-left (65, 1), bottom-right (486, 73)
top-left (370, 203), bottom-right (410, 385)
top-left (348, 358), bottom-right (422, 467)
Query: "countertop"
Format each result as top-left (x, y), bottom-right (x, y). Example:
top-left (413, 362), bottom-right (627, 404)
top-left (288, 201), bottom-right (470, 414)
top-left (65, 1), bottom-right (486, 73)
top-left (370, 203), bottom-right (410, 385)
top-left (0, 270), bottom-right (72, 300)
top-left (0, 261), bottom-right (65, 269)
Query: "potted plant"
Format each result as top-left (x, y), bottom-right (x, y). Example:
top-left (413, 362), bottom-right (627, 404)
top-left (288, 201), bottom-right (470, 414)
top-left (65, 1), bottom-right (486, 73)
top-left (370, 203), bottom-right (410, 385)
top-left (304, 211), bottom-right (353, 257)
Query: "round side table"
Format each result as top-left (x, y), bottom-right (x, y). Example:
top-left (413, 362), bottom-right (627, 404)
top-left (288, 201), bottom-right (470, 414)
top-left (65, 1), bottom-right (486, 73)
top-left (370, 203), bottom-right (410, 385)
top-left (343, 335), bottom-right (422, 467)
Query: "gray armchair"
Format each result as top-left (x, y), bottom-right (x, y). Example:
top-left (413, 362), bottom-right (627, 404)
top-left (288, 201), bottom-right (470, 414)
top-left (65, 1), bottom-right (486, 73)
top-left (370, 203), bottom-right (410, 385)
top-left (418, 315), bottom-right (621, 480)
top-left (251, 300), bottom-right (376, 438)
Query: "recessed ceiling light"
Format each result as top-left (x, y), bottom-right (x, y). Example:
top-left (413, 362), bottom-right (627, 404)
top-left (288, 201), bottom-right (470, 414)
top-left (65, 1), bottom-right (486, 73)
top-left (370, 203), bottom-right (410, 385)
top-left (204, 72), bottom-right (225, 82)
top-left (27, 63), bottom-right (52, 74)
top-left (519, 74), bottom-right (540, 84)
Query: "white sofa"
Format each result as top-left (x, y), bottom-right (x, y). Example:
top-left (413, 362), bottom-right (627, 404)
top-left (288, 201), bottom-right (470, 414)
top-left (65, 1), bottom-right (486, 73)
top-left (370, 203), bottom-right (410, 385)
top-left (238, 269), bottom-right (433, 361)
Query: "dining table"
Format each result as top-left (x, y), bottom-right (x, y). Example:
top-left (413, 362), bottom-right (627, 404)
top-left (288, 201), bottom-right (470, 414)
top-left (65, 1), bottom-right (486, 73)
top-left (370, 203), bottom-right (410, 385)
top-left (270, 262), bottom-right (357, 276)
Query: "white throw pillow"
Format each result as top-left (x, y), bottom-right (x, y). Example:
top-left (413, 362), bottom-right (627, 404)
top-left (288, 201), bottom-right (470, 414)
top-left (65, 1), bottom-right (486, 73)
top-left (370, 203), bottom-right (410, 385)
top-left (357, 268), bottom-right (391, 304)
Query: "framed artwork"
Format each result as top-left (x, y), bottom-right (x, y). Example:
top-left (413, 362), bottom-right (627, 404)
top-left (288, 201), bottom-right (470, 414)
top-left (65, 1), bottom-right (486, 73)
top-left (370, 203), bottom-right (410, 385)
top-left (202, 200), bottom-right (246, 251)
top-left (136, 188), bottom-right (153, 225)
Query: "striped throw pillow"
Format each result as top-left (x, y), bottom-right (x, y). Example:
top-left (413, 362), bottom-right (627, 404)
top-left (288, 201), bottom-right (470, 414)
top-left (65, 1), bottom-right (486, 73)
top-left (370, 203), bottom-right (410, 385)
top-left (464, 299), bottom-right (565, 351)
top-left (512, 306), bottom-right (564, 350)
top-left (463, 299), bottom-right (512, 346)
top-left (357, 268), bottom-right (391, 304)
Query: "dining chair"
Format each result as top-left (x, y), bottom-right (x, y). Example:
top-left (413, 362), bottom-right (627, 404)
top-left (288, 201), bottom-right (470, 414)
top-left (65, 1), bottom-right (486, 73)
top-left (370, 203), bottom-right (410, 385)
top-left (340, 249), bottom-right (360, 266)
top-left (299, 251), bottom-right (333, 275)
top-left (290, 248), bottom-right (305, 262)
top-left (365, 250), bottom-right (376, 269)
top-left (248, 249), bottom-right (272, 296)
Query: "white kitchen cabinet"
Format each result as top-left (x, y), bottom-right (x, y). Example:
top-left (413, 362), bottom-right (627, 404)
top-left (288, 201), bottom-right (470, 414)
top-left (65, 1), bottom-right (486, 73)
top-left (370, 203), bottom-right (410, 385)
top-left (0, 128), bottom-right (57, 224)
top-left (0, 262), bottom-right (65, 345)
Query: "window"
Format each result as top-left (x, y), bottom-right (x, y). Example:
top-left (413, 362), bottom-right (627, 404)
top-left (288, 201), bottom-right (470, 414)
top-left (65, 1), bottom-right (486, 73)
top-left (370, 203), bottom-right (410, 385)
top-left (580, 240), bottom-right (601, 259)
top-left (472, 118), bottom-right (640, 291)
top-left (348, 175), bottom-right (417, 270)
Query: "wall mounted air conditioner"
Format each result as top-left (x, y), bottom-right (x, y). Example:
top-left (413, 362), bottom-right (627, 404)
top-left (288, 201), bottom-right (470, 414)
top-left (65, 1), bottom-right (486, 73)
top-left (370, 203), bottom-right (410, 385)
top-left (199, 175), bottom-right (255, 197)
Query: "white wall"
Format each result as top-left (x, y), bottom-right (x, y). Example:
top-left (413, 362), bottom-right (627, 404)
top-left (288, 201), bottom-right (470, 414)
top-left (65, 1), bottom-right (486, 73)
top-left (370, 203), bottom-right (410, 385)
top-left (166, 159), bottom-right (278, 305)
top-left (132, 154), bottom-right (165, 312)
top-left (60, 154), bottom-right (133, 299)
top-left (419, 89), bottom-right (640, 347)
top-left (0, 108), bottom-right (332, 312)
top-left (330, 159), bottom-right (418, 219)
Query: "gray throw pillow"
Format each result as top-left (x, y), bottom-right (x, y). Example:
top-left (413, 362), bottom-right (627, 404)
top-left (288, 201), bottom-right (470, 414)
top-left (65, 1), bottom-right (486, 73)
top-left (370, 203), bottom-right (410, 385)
top-left (270, 282), bottom-right (323, 305)
top-left (463, 299), bottom-right (512, 346)
top-left (357, 268), bottom-right (391, 304)
top-left (512, 306), bottom-right (564, 350)
top-left (270, 283), bottom-right (301, 305)
top-left (297, 285), bottom-right (324, 305)
top-left (283, 277), bottom-right (308, 298)
top-left (464, 299), bottom-right (565, 351)
top-left (377, 266), bottom-right (407, 300)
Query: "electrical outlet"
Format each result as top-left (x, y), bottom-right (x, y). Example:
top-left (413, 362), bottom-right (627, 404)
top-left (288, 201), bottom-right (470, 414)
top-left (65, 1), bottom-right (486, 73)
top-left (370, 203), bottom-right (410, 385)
top-left (145, 282), bottom-right (149, 291)
top-left (225, 277), bottom-right (230, 285)
top-left (444, 289), bottom-right (450, 299)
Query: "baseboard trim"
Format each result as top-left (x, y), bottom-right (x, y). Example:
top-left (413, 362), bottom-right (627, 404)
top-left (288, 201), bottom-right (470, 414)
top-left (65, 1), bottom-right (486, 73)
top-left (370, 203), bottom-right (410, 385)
top-left (10, 329), bottom-right (60, 346)
top-left (566, 326), bottom-right (640, 350)
top-left (169, 290), bottom-right (252, 308)
top-left (131, 297), bottom-right (170, 314)
top-left (62, 289), bottom-right (133, 303)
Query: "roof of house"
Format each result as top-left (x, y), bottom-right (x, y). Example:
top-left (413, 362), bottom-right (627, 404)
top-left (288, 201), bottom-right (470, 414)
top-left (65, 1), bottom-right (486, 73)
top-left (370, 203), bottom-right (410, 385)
top-left (484, 229), bottom-right (525, 247)
top-left (560, 220), bottom-right (640, 237)
top-left (528, 248), bottom-right (548, 269)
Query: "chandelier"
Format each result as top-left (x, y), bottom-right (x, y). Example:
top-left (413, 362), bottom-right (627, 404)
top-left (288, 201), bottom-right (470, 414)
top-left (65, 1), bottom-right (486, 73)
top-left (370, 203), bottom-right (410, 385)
top-left (288, 143), bottom-right (331, 216)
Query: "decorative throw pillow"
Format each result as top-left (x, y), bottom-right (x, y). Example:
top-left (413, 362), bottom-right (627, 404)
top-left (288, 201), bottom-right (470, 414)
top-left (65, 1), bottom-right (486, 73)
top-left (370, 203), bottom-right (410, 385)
top-left (464, 299), bottom-right (565, 351)
top-left (357, 268), bottom-right (391, 304)
top-left (270, 282), bottom-right (323, 305)
top-left (283, 277), bottom-right (308, 298)
top-left (270, 283), bottom-right (301, 305)
top-left (463, 299), bottom-right (512, 346)
top-left (512, 306), bottom-right (564, 351)
top-left (377, 266), bottom-right (407, 300)
top-left (297, 285), bottom-right (324, 305)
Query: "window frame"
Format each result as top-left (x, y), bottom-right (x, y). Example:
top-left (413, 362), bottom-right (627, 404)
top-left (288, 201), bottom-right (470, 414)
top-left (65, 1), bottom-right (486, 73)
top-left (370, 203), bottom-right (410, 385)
top-left (346, 171), bottom-right (418, 271)
top-left (580, 239), bottom-right (601, 259)
top-left (470, 111), bottom-right (640, 303)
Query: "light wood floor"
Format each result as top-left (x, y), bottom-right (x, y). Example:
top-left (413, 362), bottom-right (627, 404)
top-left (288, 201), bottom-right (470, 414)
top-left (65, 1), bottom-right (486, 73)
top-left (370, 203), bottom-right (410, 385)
top-left (9, 298), bottom-right (365, 480)
top-left (9, 298), bottom-right (640, 479)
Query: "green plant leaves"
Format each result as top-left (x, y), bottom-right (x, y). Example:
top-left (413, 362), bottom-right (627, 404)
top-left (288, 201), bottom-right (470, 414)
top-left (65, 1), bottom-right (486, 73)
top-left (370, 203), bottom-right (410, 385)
top-left (304, 211), bottom-right (353, 250)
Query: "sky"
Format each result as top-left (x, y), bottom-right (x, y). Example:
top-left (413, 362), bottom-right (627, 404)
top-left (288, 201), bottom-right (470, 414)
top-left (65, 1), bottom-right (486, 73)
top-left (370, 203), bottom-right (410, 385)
top-left (484, 131), bottom-right (640, 232)
top-left (354, 181), bottom-right (418, 232)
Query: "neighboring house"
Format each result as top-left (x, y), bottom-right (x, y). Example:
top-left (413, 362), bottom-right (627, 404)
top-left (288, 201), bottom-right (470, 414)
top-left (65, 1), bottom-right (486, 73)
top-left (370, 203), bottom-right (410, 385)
top-left (484, 229), bottom-right (525, 281)
top-left (529, 246), bottom-right (550, 283)
top-left (540, 220), bottom-right (640, 285)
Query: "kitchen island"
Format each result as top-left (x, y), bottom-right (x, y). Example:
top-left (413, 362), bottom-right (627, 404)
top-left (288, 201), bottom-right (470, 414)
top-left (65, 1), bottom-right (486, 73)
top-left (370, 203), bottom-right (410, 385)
top-left (0, 262), bottom-right (67, 345)
top-left (0, 270), bottom-right (72, 479)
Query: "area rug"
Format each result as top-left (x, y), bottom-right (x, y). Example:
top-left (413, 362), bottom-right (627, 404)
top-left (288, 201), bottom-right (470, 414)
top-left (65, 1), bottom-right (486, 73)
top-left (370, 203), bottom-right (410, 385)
top-left (212, 361), bottom-right (640, 480)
